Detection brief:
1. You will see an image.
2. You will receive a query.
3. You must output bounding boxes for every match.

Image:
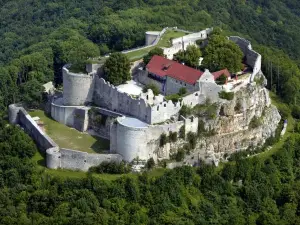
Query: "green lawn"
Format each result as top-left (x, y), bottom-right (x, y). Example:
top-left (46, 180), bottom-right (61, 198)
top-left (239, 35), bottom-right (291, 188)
top-left (29, 110), bottom-right (109, 154)
top-left (125, 29), bottom-right (187, 61)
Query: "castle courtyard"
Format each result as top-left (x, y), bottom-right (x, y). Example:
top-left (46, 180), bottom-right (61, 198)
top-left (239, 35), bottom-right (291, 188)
top-left (29, 110), bottom-right (110, 154)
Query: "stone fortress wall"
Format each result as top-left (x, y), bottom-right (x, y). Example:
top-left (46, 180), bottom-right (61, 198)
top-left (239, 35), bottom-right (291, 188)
top-left (163, 28), bottom-right (213, 59)
top-left (229, 36), bottom-right (262, 82)
top-left (8, 104), bottom-right (122, 171)
top-left (93, 75), bottom-right (207, 124)
top-left (110, 116), bottom-right (199, 162)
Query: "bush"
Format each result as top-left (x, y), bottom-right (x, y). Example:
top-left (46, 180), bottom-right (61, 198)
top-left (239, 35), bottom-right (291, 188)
top-left (197, 120), bottom-right (206, 136)
top-left (175, 149), bottom-right (185, 162)
top-left (179, 105), bottom-right (192, 117)
top-left (215, 74), bottom-right (227, 85)
top-left (89, 161), bottom-right (130, 174)
top-left (277, 104), bottom-right (291, 119)
top-left (165, 94), bottom-right (181, 103)
top-left (179, 126), bottom-right (186, 139)
top-left (254, 75), bottom-right (265, 86)
top-left (187, 132), bottom-right (197, 149)
top-left (178, 87), bottom-right (187, 96)
top-left (218, 91), bottom-right (234, 100)
top-left (143, 83), bottom-right (160, 96)
top-left (249, 116), bottom-right (262, 129)
top-left (169, 131), bottom-right (178, 142)
top-left (146, 158), bottom-right (155, 170)
top-left (160, 133), bottom-right (168, 147)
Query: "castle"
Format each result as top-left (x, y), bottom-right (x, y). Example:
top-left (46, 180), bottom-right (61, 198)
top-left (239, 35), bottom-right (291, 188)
top-left (9, 27), bottom-right (281, 171)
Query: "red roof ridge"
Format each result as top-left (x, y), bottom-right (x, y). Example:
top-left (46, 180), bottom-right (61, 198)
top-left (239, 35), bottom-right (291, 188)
top-left (146, 55), bottom-right (203, 84)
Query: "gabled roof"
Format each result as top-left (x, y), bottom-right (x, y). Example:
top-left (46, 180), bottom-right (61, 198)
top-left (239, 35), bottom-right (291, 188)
top-left (212, 69), bottom-right (231, 80)
top-left (146, 55), bottom-right (203, 84)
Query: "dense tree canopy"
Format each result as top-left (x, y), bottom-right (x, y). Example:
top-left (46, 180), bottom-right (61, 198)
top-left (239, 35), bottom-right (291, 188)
top-left (174, 45), bottom-right (202, 68)
top-left (202, 34), bottom-right (243, 73)
top-left (60, 35), bottom-right (100, 72)
top-left (103, 52), bottom-right (130, 85)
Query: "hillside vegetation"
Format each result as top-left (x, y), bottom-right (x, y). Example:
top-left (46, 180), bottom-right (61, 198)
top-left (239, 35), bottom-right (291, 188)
top-left (2, 0), bottom-right (300, 224)
top-left (1, 0), bottom-right (300, 109)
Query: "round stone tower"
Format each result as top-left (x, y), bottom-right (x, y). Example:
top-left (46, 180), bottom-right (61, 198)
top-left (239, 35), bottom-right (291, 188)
top-left (145, 31), bottom-right (160, 46)
top-left (115, 117), bottom-right (149, 162)
top-left (62, 65), bottom-right (95, 106)
top-left (46, 147), bottom-right (61, 169)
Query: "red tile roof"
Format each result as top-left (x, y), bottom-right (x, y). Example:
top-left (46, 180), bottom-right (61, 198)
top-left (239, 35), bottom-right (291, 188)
top-left (146, 55), bottom-right (231, 84)
top-left (212, 69), bottom-right (231, 80)
top-left (146, 55), bottom-right (203, 84)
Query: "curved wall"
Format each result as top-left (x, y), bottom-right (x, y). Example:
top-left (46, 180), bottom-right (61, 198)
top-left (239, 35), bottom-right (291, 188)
top-left (145, 31), bottom-right (160, 46)
top-left (115, 117), bottom-right (149, 161)
top-left (46, 147), bottom-right (61, 169)
top-left (62, 66), bottom-right (95, 106)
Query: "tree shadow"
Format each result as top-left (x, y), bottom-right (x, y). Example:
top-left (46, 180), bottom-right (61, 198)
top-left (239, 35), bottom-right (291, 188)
top-left (90, 135), bottom-right (110, 154)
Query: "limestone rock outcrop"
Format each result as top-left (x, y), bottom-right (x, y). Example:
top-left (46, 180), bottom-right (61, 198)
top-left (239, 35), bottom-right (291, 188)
top-left (184, 81), bottom-right (281, 165)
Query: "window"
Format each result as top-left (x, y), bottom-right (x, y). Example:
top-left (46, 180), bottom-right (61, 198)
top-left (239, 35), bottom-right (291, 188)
top-left (195, 93), bottom-right (198, 96)
top-left (184, 83), bottom-right (186, 86)
top-left (164, 104), bottom-right (166, 107)
top-left (146, 95), bottom-right (148, 100)
top-left (180, 82), bottom-right (182, 85)
top-left (157, 106), bottom-right (159, 111)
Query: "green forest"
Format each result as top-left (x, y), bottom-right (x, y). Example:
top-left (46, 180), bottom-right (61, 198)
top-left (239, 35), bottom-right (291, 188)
top-left (2, 0), bottom-right (300, 224)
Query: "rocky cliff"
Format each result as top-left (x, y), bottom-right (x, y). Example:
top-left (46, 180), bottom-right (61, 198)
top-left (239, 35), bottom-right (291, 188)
top-left (168, 76), bottom-right (281, 165)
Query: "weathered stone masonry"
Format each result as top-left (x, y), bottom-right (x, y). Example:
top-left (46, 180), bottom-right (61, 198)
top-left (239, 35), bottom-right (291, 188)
top-left (8, 104), bottom-right (122, 171)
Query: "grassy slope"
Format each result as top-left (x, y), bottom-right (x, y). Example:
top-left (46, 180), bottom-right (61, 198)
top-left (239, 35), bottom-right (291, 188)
top-left (257, 92), bottom-right (295, 160)
top-left (125, 29), bottom-right (187, 61)
top-left (29, 110), bottom-right (109, 154)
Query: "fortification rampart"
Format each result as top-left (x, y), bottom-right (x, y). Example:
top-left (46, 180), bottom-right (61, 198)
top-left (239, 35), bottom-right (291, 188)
top-left (111, 115), bottom-right (199, 162)
top-left (229, 36), bottom-right (261, 82)
top-left (9, 104), bottom-right (123, 171)
top-left (62, 65), bottom-right (95, 106)
top-left (9, 104), bottom-right (58, 152)
top-left (172, 28), bottom-right (213, 45)
top-left (94, 76), bottom-right (205, 124)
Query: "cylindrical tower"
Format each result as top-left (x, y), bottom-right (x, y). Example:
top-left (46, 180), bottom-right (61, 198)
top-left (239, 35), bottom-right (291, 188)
top-left (62, 65), bottom-right (95, 106)
top-left (46, 147), bottom-right (61, 169)
top-left (115, 117), bottom-right (149, 162)
top-left (145, 31), bottom-right (160, 46)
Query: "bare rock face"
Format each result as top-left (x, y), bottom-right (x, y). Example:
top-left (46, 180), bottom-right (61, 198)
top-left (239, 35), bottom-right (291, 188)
top-left (185, 81), bottom-right (281, 165)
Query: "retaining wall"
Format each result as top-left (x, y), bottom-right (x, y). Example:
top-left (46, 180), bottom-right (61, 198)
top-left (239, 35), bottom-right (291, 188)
top-left (59, 148), bottom-right (122, 171)
top-left (229, 36), bottom-right (262, 82)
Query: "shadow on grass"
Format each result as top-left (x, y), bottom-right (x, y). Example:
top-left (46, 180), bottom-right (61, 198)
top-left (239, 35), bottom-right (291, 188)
top-left (90, 135), bottom-right (110, 154)
top-left (38, 158), bottom-right (46, 167)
